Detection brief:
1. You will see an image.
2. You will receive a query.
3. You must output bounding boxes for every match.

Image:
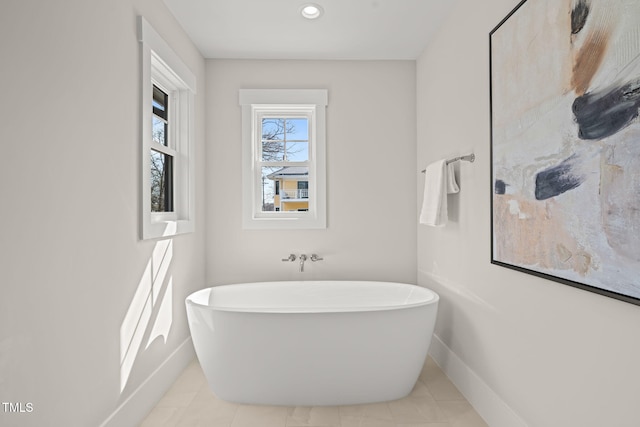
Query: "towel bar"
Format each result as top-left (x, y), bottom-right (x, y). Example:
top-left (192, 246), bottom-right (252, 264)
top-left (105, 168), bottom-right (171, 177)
top-left (421, 153), bottom-right (475, 173)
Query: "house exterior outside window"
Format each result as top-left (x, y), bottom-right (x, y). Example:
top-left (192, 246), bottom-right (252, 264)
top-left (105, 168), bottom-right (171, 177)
top-left (267, 167), bottom-right (309, 212)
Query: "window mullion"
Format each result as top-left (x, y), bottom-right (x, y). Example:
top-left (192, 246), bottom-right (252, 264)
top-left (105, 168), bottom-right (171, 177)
top-left (151, 141), bottom-right (177, 157)
top-left (259, 161), bottom-right (309, 167)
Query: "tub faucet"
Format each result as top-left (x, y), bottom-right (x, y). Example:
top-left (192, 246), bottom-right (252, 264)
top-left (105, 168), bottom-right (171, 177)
top-left (282, 254), bottom-right (296, 262)
top-left (310, 254), bottom-right (323, 262)
top-left (299, 254), bottom-right (307, 272)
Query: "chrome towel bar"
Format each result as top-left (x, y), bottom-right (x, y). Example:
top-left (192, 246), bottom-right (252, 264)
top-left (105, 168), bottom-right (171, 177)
top-left (421, 153), bottom-right (475, 173)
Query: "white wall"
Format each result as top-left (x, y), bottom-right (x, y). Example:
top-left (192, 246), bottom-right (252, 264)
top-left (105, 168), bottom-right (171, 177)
top-left (417, 1), bottom-right (640, 426)
top-left (0, 1), bottom-right (206, 426)
top-left (206, 60), bottom-right (417, 286)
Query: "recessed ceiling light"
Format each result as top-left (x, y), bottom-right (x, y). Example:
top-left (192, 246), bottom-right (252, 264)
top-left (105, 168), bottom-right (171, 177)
top-left (300, 4), bottom-right (323, 20)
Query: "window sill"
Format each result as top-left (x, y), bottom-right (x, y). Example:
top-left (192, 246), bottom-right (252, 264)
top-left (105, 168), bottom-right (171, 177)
top-left (142, 218), bottom-right (194, 240)
top-left (242, 215), bottom-right (326, 230)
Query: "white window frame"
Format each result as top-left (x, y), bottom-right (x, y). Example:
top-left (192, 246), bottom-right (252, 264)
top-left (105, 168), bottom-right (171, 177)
top-left (240, 89), bottom-right (328, 229)
top-left (139, 16), bottom-right (196, 240)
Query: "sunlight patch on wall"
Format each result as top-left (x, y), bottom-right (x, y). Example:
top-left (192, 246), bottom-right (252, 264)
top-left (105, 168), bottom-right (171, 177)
top-left (119, 239), bottom-right (174, 392)
top-left (146, 277), bottom-right (173, 349)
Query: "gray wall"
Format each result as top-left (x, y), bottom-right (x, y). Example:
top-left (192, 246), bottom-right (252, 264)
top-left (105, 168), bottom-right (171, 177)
top-left (0, 1), bottom-right (206, 426)
top-left (417, 1), bottom-right (640, 426)
top-left (206, 59), bottom-right (417, 286)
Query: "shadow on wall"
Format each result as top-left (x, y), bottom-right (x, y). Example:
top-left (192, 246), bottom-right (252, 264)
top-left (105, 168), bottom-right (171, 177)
top-left (120, 238), bottom-right (175, 393)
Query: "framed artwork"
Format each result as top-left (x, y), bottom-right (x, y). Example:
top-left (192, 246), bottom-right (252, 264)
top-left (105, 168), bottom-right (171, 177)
top-left (490, 0), bottom-right (640, 305)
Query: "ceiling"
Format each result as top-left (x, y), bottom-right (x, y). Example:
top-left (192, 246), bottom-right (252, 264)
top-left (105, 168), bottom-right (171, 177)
top-left (162, 0), bottom-right (458, 60)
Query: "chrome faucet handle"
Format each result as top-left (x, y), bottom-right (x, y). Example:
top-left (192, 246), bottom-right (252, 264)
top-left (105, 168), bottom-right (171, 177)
top-left (310, 254), bottom-right (323, 262)
top-left (282, 254), bottom-right (296, 262)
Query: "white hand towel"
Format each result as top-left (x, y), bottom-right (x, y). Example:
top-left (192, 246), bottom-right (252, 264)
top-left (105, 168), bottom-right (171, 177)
top-left (419, 160), bottom-right (459, 227)
top-left (446, 161), bottom-right (459, 194)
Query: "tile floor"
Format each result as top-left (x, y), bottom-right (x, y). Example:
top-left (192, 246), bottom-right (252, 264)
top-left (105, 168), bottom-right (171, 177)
top-left (140, 356), bottom-right (489, 427)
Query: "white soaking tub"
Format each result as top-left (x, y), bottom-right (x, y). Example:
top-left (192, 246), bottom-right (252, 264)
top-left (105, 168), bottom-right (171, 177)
top-left (185, 281), bottom-right (439, 406)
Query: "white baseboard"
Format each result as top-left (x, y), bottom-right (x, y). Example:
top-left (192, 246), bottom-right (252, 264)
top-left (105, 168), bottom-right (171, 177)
top-left (429, 334), bottom-right (528, 427)
top-left (99, 337), bottom-right (195, 427)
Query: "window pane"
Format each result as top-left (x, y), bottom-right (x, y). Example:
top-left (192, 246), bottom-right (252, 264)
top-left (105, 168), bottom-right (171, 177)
top-left (261, 118), bottom-right (285, 161)
top-left (260, 167), bottom-right (280, 212)
top-left (153, 115), bottom-right (167, 146)
top-left (261, 140), bottom-right (285, 161)
top-left (153, 85), bottom-right (169, 147)
top-left (262, 118), bottom-right (285, 140)
top-left (152, 85), bottom-right (168, 119)
top-left (286, 118), bottom-right (308, 141)
top-left (151, 150), bottom-right (173, 212)
top-left (262, 166), bottom-right (310, 212)
top-left (286, 141), bottom-right (309, 161)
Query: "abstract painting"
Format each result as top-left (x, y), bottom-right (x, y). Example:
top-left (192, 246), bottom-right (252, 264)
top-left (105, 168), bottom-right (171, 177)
top-left (490, 0), bottom-right (640, 305)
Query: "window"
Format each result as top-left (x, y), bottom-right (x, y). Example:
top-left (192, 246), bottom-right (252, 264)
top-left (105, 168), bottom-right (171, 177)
top-left (260, 114), bottom-right (310, 212)
top-left (240, 89), bottom-right (328, 229)
top-left (139, 16), bottom-right (196, 239)
top-left (151, 85), bottom-right (173, 212)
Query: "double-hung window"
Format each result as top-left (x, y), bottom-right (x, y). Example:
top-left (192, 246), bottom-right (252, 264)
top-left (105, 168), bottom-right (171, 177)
top-left (151, 85), bottom-right (173, 213)
top-left (139, 16), bottom-right (196, 239)
top-left (240, 89), bottom-right (328, 229)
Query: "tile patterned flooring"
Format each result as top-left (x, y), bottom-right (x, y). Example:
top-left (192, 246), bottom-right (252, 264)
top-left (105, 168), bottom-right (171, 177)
top-left (140, 356), bottom-right (489, 427)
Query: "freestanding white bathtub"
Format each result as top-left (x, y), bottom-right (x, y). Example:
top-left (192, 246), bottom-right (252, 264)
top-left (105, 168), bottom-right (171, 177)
top-left (185, 281), bottom-right (439, 406)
